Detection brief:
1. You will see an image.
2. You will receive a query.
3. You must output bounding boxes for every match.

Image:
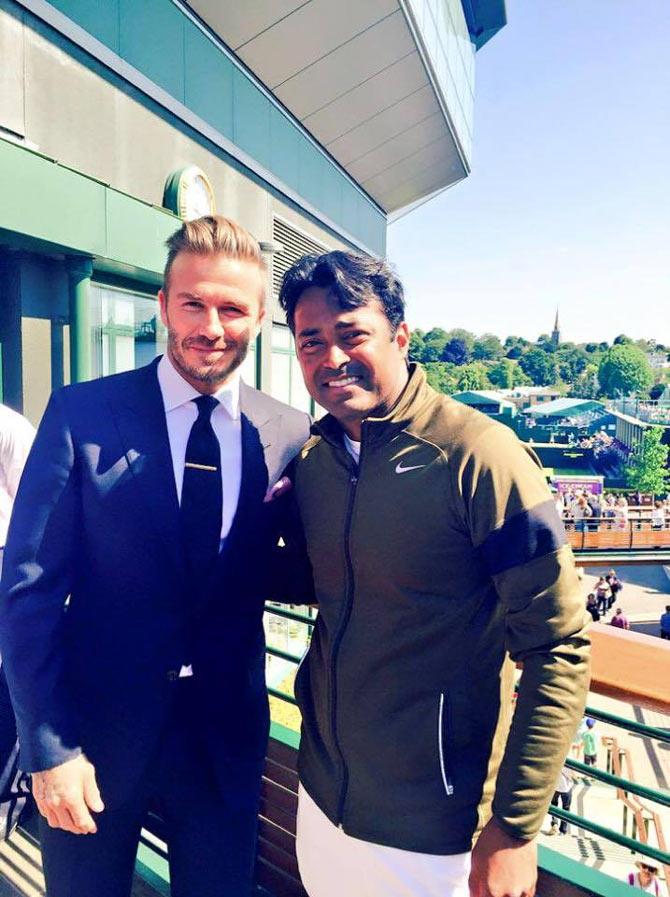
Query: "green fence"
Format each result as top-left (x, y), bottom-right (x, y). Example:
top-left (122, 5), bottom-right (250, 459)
top-left (263, 605), bottom-right (670, 880)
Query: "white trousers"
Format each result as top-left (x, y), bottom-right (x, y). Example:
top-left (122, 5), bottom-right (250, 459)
top-left (296, 784), bottom-right (471, 897)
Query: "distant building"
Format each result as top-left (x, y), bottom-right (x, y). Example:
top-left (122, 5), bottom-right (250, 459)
top-left (523, 398), bottom-right (607, 428)
top-left (609, 410), bottom-right (670, 454)
top-left (551, 308), bottom-right (561, 348)
top-left (648, 353), bottom-right (670, 370)
top-left (450, 390), bottom-right (516, 423)
top-left (609, 398), bottom-right (670, 427)
top-left (499, 386), bottom-right (563, 410)
top-left (610, 411), bottom-right (649, 454)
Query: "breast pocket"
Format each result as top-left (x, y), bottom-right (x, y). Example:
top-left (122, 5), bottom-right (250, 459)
top-left (91, 451), bottom-right (134, 499)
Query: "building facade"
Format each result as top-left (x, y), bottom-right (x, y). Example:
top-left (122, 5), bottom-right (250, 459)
top-left (0, 0), bottom-right (505, 423)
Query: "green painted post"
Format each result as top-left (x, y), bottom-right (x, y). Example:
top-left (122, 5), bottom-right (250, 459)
top-left (68, 258), bottom-right (94, 383)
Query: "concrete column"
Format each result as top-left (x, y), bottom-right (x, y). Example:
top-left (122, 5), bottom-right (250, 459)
top-left (50, 316), bottom-right (67, 391)
top-left (0, 249), bottom-right (24, 411)
top-left (67, 257), bottom-right (93, 383)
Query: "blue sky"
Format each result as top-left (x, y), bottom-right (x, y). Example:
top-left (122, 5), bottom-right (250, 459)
top-left (386, 0), bottom-right (670, 346)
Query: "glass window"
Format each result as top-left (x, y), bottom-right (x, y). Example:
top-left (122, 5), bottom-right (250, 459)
top-left (290, 355), bottom-right (312, 413)
top-left (271, 351), bottom-right (291, 405)
top-left (271, 323), bottom-right (315, 414)
top-left (239, 338), bottom-right (257, 387)
top-left (272, 326), bottom-right (292, 350)
top-left (89, 284), bottom-right (166, 377)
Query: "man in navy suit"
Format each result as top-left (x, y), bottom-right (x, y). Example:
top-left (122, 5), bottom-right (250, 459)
top-left (0, 215), bottom-right (311, 896)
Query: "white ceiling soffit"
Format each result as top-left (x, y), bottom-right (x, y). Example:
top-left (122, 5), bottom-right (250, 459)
top-left (186, 0), bottom-right (468, 215)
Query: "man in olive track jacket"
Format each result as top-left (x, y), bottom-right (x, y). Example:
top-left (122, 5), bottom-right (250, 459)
top-left (278, 251), bottom-right (590, 897)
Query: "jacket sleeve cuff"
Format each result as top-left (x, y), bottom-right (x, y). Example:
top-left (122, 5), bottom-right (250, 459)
top-left (489, 810), bottom-right (537, 843)
top-left (21, 723), bottom-right (82, 774)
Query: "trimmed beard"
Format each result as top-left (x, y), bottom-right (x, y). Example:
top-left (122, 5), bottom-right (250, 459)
top-left (167, 328), bottom-right (250, 387)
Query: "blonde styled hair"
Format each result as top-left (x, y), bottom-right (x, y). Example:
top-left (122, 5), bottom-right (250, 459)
top-left (163, 215), bottom-right (267, 298)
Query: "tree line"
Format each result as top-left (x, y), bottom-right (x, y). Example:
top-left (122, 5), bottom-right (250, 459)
top-left (409, 329), bottom-right (668, 399)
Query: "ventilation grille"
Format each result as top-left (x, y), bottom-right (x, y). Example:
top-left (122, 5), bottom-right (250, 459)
top-left (272, 218), bottom-right (329, 298)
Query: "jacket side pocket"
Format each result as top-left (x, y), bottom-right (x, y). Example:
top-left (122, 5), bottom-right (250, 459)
top-left (438, 692), bottom-right (454, 797)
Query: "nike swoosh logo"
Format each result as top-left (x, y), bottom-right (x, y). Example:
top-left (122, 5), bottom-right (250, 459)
top-left (395, 462), bottom-right (426, 474)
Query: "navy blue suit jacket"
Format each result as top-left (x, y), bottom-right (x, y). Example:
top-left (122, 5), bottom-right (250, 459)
top-left (0, 359), bottom-right (311, 807)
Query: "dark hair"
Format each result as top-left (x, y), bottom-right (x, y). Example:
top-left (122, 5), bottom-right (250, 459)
top-left (278, 250), bottom-right (405, 335)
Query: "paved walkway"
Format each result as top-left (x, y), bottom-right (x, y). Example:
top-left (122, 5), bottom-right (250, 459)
top-left (537, 564), bottom-right (670, 892)
top-left (582, 563), bottom-right (670, 632)
top-left (538, 688), bottom-right (670, 896)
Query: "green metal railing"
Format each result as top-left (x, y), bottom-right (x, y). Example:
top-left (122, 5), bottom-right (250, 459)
top-left (263, 604), bottom-right (670, 879)
top-left (579, 705), bottom-right (670, 743)
top-left (546, 805), bottom-right (670, 867)
top-left (266, 605), bottom-right (315, 627)
top-left (266, 645), bottom-right (303, 665)
top-left (265, 604), bottom-right (314, 707)
top-left (564, 757), bottom-right (670, 808)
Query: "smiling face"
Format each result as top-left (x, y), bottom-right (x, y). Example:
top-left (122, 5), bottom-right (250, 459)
top-left (158, 251), bottom-right (265, 394)
top-left (294, 286), bottom-right (410, 440)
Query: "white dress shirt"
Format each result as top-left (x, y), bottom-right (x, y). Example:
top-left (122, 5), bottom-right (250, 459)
top-left (0, 404), bottom-right (36, 546)
top-left (157, 354), bottom-right (242, 544)
top-left (343, 433), bottom-right (361, 463)
top-left (157, 355), bottom-right (243, 678)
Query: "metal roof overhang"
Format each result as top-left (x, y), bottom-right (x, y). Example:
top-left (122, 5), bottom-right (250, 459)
top-left (184, 0), bottom-right (504, 217)
top-left (461, 0), bottom-right (507, 50)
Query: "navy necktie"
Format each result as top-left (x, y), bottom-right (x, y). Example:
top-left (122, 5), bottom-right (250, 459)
top-left (180, 394), bottom-right (222, 575)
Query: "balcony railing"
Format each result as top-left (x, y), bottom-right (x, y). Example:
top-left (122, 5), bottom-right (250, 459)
top-left (257, 609), bottom-right (670, 897)
top-left (564, 516), bottom-right (670, 552)
top-left (2, 609), bottom-right (667, 897)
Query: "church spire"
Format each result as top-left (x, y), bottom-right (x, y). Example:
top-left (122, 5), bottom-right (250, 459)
top-left (551, 308), bottom-right (561, 347)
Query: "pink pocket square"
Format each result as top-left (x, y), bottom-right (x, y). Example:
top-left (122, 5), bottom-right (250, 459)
top-left (264, 476), bottom-right (292, 503)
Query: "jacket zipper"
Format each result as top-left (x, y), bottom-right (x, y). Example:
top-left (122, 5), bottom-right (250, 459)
top-left (330, 439), bottom-right (363, 826)
top-left (438, 692), bottom-right (454, 797)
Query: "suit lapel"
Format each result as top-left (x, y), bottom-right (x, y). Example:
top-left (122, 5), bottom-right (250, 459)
top-left (239, 381), bottom-right (281, 455)
top-left (104, 371), bottom-right (284, 611)
top-left (103, 360), bottom-right (186, 585)
top-left (219, 384), bottom-right (278, 563)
